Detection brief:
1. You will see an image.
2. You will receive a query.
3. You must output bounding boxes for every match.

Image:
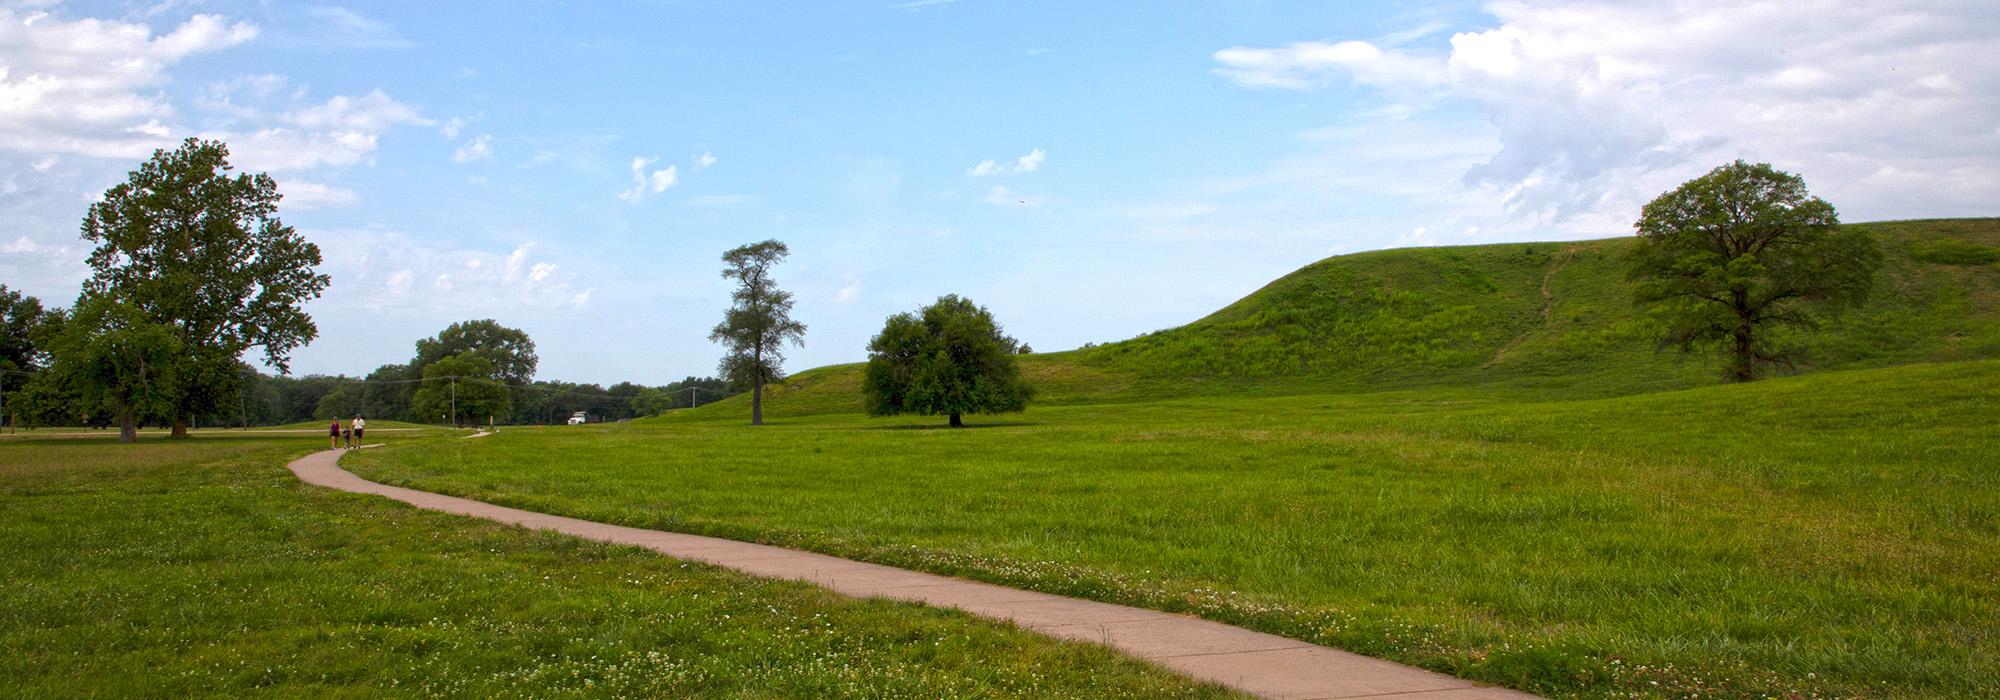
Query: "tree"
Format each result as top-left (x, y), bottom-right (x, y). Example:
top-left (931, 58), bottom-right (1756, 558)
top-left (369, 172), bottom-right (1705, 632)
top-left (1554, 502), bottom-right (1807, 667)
top-left (43, 296), bottom-right (182, 442)
top-left (411, 353), bottom-right (511, 428)
top-left (1628, 160), bottom-right (1881, 382)
top-left (413, 320), bottom-right (538, 385)
top-left (863, 295), bottom-right (1032, 427)
top-left (1, 286), bottom-right (59, 429)
top-left (708, 240), bottom-right (805, 425)
top-left (80, 138), bottom-right (329, 437)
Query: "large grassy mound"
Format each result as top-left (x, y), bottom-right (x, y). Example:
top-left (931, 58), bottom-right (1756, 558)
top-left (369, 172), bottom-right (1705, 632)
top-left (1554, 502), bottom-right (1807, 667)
top-left (688, 218), bottom-right (2000, 419)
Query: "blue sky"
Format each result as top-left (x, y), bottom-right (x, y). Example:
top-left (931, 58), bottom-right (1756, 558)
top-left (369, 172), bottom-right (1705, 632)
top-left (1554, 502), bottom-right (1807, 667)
top-left (4, 1), bottom-right (1996, 385)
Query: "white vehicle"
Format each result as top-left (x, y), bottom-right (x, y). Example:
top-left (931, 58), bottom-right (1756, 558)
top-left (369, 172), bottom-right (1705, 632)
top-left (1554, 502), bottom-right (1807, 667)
top-left (567, 411), bottom-right (588, 425)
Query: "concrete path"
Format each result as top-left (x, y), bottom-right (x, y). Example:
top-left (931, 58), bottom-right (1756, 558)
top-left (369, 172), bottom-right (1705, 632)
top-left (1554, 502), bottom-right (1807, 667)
top-left (289, 448), bottom-right (1538, 700)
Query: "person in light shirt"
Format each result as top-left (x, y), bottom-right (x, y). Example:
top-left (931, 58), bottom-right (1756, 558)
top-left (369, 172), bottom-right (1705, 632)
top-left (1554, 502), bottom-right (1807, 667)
top-left (351, 415), bottom-right (366, 446)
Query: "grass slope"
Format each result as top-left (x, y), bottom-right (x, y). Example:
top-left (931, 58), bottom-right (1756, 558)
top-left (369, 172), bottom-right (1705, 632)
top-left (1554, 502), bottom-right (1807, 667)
top-left (0, 433), bottom-right (1231, 697)
top-left (691, 218), bottom-right (2000, 420)
top-left (350, 359), bottom-right (2000, 699)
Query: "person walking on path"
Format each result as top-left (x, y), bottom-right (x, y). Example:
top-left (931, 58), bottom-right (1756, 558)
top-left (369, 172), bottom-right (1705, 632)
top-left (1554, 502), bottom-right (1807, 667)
top-left (328, 419), bottom-right (342, 449)
top-left (351, 415), bottom-right (366, 446)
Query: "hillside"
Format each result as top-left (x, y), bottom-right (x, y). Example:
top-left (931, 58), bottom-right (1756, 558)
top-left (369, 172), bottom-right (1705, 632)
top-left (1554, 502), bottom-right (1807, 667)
top-left (686, 218), bottom-right (2000, 419)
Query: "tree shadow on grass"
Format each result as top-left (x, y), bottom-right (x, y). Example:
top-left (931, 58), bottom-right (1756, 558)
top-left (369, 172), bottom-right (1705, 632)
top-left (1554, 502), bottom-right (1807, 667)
top-left (866, 421), bottom-right (1041, 431)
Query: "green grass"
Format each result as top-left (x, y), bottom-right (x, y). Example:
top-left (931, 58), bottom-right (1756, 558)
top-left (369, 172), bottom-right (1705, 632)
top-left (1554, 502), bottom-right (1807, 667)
top-left (349, 360), bottom-right (2000, 699)
top-left (692, 218), bottom-right (2000, 420)
top-left (0, 432), bottom-right (1233, 697)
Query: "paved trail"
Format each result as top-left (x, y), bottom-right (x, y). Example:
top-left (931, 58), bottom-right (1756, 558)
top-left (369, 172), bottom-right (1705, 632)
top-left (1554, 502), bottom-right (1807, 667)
top-left (289, 448), bottom-right (1537, 700)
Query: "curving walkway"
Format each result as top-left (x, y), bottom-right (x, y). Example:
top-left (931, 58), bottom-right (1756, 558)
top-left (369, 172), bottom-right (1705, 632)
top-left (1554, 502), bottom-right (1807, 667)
top-left (289, 448), bottom-right (1537, 700)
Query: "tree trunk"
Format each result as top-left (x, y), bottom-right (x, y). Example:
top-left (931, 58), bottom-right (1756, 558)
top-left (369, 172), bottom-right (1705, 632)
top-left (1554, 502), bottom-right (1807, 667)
top-left (751, 381), bottom-right (764, 426)
top-left (118, 409), bottom-right (137, 444)
top-left (949, 412), bottom-right (963, 428)
top-left (170, 416), bottom-right (189, 439)
top-left (1730, 325), bottom-right (1756, 382)
top-left (1728, 288), bottom-right (1757, 383)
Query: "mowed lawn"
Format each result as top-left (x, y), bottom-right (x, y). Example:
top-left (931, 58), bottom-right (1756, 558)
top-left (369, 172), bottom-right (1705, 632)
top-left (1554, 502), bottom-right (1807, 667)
top-left (0, 432), bottom-right (1233, 698)
top-left (346, 360), bottom-right (2000, 699)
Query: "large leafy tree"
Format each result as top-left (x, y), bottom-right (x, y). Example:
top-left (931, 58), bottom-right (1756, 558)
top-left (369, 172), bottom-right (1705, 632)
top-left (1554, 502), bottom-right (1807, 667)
top-left (864, 295), bottom-right (1032, 428)
top-left (1, 286), bottom-right (58, 428)
top-left (411, 353), bottom-right (511, 428)
top-left (42, 296), bottom-right (182, 442)
top-left (79, 138), bottom-right (330, 436)
top-left (413, 319), bottom-right (538, 385)
top-left (709, 240), bottom-right (805, 425)
top-left (1629, 160), bottom-right (1881, 382)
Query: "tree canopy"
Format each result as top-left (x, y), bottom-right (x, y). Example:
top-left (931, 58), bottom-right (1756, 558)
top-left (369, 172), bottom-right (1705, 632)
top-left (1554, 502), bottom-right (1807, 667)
top-left (77, 137), bottom-right (329, 436)
top-left (411, 353), bottom-right (511, 427)
top-left (1628, 160), bottom-right (1881, 382)
top-left (709, 240), bottom-right (805, 425)
top-left (41, 296), bottom-right (181, 441)
top-left (413, 319), bottom-right (538, 385)
top-left (863, 295), bottom-right (1032, 427)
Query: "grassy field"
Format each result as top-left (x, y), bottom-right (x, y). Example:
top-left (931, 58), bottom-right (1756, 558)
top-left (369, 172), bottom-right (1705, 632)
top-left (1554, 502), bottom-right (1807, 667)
top-left (347, 360), bottom-right (2000, 699)
top-left (0, 432), bottom-right (1232, 697)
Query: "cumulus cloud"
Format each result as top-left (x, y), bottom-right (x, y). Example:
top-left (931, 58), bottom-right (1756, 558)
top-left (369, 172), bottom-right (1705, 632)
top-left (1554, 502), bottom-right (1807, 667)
top-left (835, 279), bottom-right (861, 304)
top-left (968, 148), bottom-right (1045, 176)
top-left (0, 10), bottom-right (258, 158)
top-left (209, 90), bottom-right (433, 172)
top-left (696, 151), bottom-right (717, 169)
top-left (1213, 40), bottom-right (1446, 90)
top-left (314, 229), bottom-right (592, 313)
top-left (1214, 0), bottom-right (2000, 223)
top-left (453, 134), bottom-right (494, 162)
top-left (617, 156), bottom-right (677, 203)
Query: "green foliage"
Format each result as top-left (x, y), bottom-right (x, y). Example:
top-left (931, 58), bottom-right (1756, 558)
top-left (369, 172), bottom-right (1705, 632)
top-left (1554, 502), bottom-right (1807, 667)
top-left (709, 239), bottom-right (805, 425)
top-left (410, 353), bottom-right (511, 426)
top-left (863, 295), bottom-right (1032, 426)
top-left (412, 319), bottom-right (538, 385)
top-left (78, 138), bottom-right (330, 433)
top-left (40, 295), bottom-right (183, 440)
top-left (1628, 160), bottom-right (1882, 381)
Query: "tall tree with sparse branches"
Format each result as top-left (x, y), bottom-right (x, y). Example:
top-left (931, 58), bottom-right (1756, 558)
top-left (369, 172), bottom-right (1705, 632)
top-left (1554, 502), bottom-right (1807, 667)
top-left (709, 240), bottom-right (805, 425)
top-left (1628, 160), bottom-right (1881, 382)
top-left (79, 138), bottom-right (330, 436)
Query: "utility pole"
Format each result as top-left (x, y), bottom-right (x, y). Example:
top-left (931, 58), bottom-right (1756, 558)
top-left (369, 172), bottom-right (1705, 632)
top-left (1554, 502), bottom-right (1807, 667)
top-left (449, 375), bottom-right (458, 429)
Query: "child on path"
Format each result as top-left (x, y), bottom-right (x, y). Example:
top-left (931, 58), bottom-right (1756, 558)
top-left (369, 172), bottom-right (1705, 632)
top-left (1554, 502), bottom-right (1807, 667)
top-left (328, 419), bottom-right (341, 449)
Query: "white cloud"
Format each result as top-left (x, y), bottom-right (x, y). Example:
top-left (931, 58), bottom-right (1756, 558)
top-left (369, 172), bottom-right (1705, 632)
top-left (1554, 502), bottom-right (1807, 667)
top-left (968, 148), bottom-right (1045, 176)
top-left (30, 155), bottom-right (57, 172)
top-left (209, 90), bottom-right (432, 172)
top-left (439, 117), bottom-right (466, 140)
top-left (453, 134), bottom-right (493, 163)
top-left (696, 151), bottom-right (717, 169)
top-left (835, 279), bottom-right (861, 304)
top-left (0, 10), bottom-right (258, 158)
top-left (1214, 40), bottom-right (1446, 90)
top-left (617, 156), bottom-right (677, 203)
top-left (283, 90), bottom-right (433, 133)
top-left (312, 228), bottom-right (591, 313)
top-left (301, 6), bottom-right (412, 50)
top-left (278, 179), bottom-right (358, 209)
top-left (1214, 0), bottom-right (2000, 223)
